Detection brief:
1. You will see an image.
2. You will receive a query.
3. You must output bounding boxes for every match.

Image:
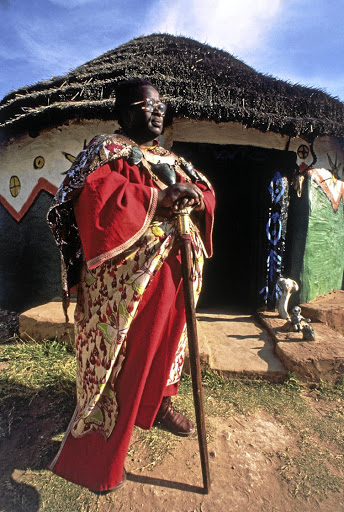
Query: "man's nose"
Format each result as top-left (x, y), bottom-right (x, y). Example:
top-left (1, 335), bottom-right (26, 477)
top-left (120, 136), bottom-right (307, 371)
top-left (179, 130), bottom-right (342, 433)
top-left (153, 106), bottom-right (163, 116)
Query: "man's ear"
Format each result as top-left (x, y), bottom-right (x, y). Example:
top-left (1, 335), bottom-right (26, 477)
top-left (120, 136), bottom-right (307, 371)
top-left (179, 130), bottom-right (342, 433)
top-left (120, 109), bottom-right (134, 131)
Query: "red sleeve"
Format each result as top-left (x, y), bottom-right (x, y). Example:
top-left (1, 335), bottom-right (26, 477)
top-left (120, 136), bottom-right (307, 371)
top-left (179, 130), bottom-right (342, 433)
top-left (73, 160), bottom-right (158, 269)
top-left (195, 181), bottom-right (216, 258)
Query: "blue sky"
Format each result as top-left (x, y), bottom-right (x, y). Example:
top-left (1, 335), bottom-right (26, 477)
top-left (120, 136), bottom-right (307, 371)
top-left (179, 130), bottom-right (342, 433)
top-left (1, 0), bottom-right (344, 102)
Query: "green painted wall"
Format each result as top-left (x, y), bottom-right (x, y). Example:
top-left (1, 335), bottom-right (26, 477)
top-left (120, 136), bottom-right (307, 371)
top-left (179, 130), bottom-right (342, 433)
top-left (300, 178), bottom-right (344, 302)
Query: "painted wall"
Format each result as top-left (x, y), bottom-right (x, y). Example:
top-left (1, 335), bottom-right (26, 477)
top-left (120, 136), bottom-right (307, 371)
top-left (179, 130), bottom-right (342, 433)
top-left (0, 191), bottom-right (61, 311)
top-left (0, 118), bottom-right (343, 312)
top-left (0, 121), bottom-right (119, 311)
top-left (300, 172), bottom-right (344, 302)
top-left (0, 120), bottom-right (119, 221)
top-left (2, 118), bottom-right (342, 223)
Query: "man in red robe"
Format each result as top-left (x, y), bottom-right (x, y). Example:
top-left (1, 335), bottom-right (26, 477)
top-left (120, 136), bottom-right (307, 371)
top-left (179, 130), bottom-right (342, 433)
top-left (47, 78), bottom-right (215, 492)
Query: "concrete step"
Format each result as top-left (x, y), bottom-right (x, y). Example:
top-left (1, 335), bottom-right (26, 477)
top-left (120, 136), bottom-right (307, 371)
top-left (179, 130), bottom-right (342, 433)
top-left (19, 299), bottom-right (75, 343)
top-left (19, 293), bottom-right (344, 384)
top-left (300, 289), bottom-right (344, 336)
top-left (195, 311), bottom-right (287, 382)
top-left (19, 302), bottom-right (287, 383)
top-left (258, 310), bottom-right (344, 384)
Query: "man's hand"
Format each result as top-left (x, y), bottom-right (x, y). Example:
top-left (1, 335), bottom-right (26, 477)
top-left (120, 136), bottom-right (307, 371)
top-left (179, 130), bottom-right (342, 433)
top-left (157, 183), bottom-right (205, 213)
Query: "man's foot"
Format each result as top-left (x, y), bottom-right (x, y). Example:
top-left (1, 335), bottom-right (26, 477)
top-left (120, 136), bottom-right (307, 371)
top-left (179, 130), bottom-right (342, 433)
top-left (155, 396), bottom-right (195, 437)
top-left (92, 470), bottom-right (126, 495)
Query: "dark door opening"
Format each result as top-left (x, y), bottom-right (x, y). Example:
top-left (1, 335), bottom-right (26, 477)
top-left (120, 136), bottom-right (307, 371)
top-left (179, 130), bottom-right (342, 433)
top-left (172, 142), bottom-right (296, 312)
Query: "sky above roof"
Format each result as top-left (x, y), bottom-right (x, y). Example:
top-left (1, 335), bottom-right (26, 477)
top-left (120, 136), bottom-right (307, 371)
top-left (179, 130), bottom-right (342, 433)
top-left (1, 0), bottom-right (343, 103)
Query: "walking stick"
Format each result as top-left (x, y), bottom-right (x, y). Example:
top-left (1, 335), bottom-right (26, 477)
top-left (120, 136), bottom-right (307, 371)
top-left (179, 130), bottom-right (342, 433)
top-left (176, 207), bottom-right (211, 494)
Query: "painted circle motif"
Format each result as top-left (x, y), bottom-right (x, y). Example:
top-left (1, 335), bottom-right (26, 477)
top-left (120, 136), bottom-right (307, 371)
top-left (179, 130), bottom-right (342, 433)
top-left (297, 144), bottom-right (309, 160)
top-left (10, 176), bottom-right (21, 197)
top-left (34, 156), bottom-right (45, 169)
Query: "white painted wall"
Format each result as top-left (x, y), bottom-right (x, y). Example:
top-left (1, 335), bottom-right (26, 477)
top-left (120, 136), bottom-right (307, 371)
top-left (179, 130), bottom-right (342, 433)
top-left (167, 119), bottom-right (344, 179)
top-left (1, 118), bottom-right (343, 220)
top-left (0, 120), bottom-right (120, 216)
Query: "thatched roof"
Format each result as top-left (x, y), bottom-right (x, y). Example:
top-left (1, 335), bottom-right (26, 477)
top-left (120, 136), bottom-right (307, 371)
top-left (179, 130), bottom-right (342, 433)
top-left (1, 33), bottom-right (344, 139)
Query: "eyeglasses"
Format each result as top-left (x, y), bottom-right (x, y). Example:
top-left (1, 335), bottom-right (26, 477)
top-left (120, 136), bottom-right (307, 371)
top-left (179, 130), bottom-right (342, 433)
top-left (130, 98), bottom-right (167, 116)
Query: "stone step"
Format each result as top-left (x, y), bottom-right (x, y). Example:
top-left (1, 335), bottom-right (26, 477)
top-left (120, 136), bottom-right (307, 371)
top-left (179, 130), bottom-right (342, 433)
top-left (300, 289), bottom-right (344, 336)
top-left (258, 311), bottom-right (344, 383)
top-left (19, 300), bottom-right (75, 343)
top-left (19, 301), bottom-right (287, 382)
top-left (20, 295), bottom-right (344, 383)
top-left (194, 311), bottom-right (287, 382)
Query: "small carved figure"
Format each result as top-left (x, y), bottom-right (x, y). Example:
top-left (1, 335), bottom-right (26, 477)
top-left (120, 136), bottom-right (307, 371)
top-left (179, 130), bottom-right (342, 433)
top-left (290, 306), bottom-right (309, 332)
top-left (302, 324), bottom-right (316, 341)
top-left (290, 306), bottom-right (315, 341)
top-left (277, 278), bottom-right (299, 320)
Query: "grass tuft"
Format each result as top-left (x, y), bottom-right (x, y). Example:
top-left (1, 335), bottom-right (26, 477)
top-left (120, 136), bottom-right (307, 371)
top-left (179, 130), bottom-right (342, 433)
top-left (0, 336), bottom-right (75, 396)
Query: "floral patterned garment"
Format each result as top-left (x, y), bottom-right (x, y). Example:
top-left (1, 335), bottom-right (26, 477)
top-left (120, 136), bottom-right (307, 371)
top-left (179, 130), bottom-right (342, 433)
top-left (47, 133), bottom-right (214, 318)
top-left (48, 132), bottom-right (214, 439)
top-left (72, 219), bottom-right (204, 439)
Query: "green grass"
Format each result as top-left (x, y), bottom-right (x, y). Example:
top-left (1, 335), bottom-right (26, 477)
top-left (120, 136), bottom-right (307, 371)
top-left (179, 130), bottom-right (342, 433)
top-left (0, 336), bottom-right (75, 392)
top-left (0, 337), bottom-right (344, 508)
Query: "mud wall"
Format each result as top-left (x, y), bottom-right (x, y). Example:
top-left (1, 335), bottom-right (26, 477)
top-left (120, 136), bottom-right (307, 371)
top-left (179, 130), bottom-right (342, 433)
top-left (0, 191), bottom-right (61, 312)
top-left (300, 176), bottom-right (344, 302)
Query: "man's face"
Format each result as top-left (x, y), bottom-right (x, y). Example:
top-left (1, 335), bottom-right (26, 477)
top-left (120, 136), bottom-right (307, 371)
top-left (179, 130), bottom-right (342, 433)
top-left (121, 85), bottom-right (164, 142)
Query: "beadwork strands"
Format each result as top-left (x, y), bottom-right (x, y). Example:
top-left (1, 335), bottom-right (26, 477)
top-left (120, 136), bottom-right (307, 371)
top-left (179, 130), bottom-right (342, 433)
top-left (259, 172), bottom-right (290, 309)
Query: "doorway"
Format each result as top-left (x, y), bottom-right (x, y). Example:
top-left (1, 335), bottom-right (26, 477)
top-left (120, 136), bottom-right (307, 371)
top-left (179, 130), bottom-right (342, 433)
top-left (172, 142), bottom-right (296, 312)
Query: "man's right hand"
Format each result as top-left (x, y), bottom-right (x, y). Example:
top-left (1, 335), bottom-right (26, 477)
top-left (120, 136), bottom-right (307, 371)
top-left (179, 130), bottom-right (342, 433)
top-left (157, 183), bottom-right (204, 213)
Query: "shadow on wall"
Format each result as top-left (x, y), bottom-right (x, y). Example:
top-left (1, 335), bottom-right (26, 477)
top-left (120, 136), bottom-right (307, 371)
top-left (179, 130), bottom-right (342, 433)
top-left (284, 177), bottom-right (309, 309)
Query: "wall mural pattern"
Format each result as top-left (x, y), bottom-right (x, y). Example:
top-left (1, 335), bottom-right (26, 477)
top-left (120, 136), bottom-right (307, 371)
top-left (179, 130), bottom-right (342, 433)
top-left (259, 171), bottom-right (289, 309)
top-left (308, 167), bottom-right (344, 212)
top-left (0, 121), bottom-right (102, 223)
top-left (9, 176), bottom-right (21, 197)
top-left (0, 150), bottom-right (78, 221)
top-left (1, 178), bottom-right (57, 222)
top-left (292, 140), bottom-right (344, 207)
top-left (33, 156), bottom-right (45, 169)
top-left (293, 142), bottom-right (344, 210)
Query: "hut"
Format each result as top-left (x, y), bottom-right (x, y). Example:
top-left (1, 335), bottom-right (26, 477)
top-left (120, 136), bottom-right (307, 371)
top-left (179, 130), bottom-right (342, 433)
top-left (0, 34), bottom-right (343, 313)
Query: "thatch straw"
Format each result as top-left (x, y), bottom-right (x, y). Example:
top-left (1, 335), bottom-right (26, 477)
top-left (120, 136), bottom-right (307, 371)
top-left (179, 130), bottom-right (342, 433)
top-left (1, 33), bottom-right (344, 139)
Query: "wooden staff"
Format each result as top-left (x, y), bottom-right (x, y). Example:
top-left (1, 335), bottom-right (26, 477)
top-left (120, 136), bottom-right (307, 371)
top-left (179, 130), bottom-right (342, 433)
top-left (176, 207), bottom-right (211, 494)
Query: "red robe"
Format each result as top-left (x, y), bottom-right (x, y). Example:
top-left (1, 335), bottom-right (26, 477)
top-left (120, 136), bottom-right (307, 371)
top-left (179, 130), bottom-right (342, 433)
top-left (48, 136), bottom-right (215, 491)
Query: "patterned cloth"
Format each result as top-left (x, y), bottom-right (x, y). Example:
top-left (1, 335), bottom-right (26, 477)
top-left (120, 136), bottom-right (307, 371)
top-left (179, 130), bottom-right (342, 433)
top-left (48, 133), bottom-right (214, 439)
top-left (73, 219), bottom-right (204, 438)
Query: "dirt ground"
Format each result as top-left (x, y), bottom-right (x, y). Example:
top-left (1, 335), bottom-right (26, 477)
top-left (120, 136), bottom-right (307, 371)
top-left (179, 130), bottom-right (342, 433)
top-left (1, 299), bottom-right (344, 512)
top-left (0, 389), bottom-right (343, 512)
top-left (119, 413), bottom-right (343, 512)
